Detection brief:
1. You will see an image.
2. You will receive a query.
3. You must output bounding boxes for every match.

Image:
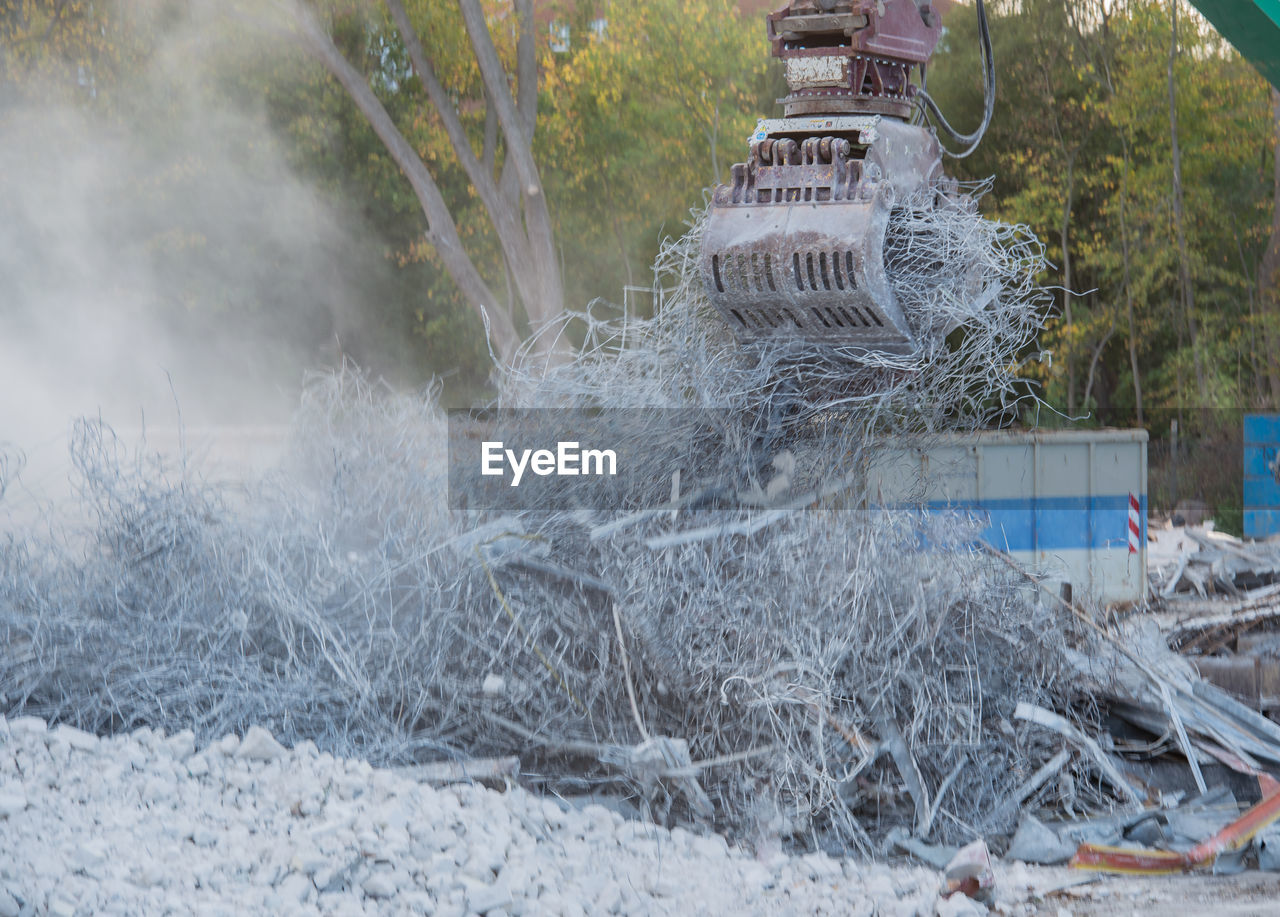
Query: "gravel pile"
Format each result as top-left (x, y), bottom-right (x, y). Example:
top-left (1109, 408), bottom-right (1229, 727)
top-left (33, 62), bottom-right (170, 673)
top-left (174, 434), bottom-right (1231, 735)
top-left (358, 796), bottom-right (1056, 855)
top-left (0, 716), bottom-right (949, 917)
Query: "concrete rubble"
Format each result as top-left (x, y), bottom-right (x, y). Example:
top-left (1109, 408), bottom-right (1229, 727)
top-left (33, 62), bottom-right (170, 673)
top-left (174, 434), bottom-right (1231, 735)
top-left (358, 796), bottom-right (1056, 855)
top-left (0, 716), bottom-right (961, 917)
top-left (15, 714), bottom-right (1276, 916)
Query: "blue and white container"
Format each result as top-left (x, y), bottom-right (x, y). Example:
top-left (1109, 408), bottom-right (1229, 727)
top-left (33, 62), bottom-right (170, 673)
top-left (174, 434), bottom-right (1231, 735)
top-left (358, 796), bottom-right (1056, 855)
top-left (868, 429), bottom-right (1148, 605)
top-left (1245, 414), bottom-right (1280, 539)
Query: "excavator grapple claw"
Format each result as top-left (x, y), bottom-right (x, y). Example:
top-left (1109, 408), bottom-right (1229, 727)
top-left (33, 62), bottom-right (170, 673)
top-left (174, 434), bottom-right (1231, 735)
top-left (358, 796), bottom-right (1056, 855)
top-left (699, 1), bottom-right (982, 357)
top-left (704, 180), bottom-right (909, 352)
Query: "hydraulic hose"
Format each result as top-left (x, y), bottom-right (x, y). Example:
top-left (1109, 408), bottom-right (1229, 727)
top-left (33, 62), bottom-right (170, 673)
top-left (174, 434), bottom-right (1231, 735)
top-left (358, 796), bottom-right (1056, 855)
top-left (916, 0), bottom-right (995, 159)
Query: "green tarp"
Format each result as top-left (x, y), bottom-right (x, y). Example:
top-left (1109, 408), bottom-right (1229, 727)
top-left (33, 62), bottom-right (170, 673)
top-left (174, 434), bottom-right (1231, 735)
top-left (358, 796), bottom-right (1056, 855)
top-left (1191, 0), bottom-right (1280, 90)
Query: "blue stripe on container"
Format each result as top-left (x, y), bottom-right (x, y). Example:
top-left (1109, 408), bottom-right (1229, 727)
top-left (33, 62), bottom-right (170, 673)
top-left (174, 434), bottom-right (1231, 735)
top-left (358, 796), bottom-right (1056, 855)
top-left (917, 495), bottom-right (1144, 554)
top-left (1245, 445), bottom-right (1279, 478)
top-left (1245, 413), bottom-right (1280, 444)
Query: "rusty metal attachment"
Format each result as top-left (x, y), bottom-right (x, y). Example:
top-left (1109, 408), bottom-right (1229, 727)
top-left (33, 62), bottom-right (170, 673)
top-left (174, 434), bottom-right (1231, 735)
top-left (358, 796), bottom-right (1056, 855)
top-left (700, 0), bottom-right (985, 356)
top-left (701, 115), bottom-right (943, 353)
top-left (766, 0), bottom-right (942, 120)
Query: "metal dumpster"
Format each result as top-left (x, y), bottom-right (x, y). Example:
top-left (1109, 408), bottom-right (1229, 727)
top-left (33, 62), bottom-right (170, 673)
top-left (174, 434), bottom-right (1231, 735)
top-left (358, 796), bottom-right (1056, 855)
top-left (1245, 413), bottom-right (1280, 539)
top-left (867, 429), bottom-right (1148, 605)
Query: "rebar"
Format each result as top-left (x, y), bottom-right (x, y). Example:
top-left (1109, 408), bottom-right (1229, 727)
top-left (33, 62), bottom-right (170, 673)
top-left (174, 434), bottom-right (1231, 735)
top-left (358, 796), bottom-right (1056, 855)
top-left (0, 190), bottom-right (1110, 850)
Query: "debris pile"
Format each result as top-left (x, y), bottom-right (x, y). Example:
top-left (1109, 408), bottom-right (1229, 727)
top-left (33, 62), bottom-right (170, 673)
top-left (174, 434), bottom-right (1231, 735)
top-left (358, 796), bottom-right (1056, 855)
top-left (1147, 522), bottom-right (1280, 729)
top-left (1149, 522), bottom-right (1280, 598)
top-left (3, 196), bottom-right (1226, 863)
top-left (960, 524), bottom-right (1280, 878)
top-left (0, 388), bottom-right (1080, 852)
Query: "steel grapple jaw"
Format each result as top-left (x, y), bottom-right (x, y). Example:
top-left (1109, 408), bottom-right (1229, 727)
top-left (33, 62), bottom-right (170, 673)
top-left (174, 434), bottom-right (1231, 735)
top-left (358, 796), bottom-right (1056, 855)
top-left (702, 115), bottom-right (944, 354)
top-left (704, 181), bottom-right (904, 351)
top-left (700, 0), bottom-right (951, 357)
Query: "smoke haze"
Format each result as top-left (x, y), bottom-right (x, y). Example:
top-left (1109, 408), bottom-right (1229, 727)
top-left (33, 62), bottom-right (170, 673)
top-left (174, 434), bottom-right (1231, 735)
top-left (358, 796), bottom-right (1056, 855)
top-left (0, 1), bottom-right (405, 493)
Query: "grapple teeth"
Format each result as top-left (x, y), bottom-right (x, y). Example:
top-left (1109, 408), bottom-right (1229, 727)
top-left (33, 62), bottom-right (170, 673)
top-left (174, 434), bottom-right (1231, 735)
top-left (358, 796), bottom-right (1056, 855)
top-left (700, 116), bottom-right (944, 356)
top-left (701, 183), bottom-right (915, 353)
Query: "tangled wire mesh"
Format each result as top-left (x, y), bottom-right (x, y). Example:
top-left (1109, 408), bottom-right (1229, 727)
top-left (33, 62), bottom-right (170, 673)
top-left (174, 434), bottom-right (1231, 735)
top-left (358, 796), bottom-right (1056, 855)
top-left (0, 192), bottom-right (1107, 850)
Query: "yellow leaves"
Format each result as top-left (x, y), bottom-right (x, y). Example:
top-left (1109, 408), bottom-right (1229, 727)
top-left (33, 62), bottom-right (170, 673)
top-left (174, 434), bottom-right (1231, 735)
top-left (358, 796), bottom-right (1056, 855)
top-left (399, 236), bottom-right (439, 267)
top-left (1, 0), bottom-right (118, 102)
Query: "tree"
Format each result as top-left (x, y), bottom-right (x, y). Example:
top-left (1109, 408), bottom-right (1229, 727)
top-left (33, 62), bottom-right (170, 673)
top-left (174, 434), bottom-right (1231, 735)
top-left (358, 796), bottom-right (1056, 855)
top-left (930, 0), bottom-right (1274, 426)
top-left (1261, 88), bottom-right (1280, 407)
top-left (930, 0), bottom-right (1110, 416)
top-left (538, 0), bottom-right (774, 308)
top-left (279, 0), bottom-right (564, 365)
top-left (1165, 0), bottom-right (1206, 403)
top-left (0, 0), bottom-right (123, 106)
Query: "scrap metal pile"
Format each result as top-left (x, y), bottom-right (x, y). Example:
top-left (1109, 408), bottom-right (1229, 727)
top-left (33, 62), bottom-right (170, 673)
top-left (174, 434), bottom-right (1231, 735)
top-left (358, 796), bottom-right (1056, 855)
top-left (1150, 522), bottom-right (1280, 599)
top-left (6, 186), bottom-right (1280, 880)
top-left (10, 220), bottom-right (1280, 870)
top-left (993, 591), bottom-right (1280, 876)
top-left (0, 184), bottom-right (1085, 855)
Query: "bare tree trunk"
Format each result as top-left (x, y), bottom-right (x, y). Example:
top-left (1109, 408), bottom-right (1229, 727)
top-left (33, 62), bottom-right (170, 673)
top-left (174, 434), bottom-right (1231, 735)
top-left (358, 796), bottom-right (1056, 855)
top-left (1120, 141), bottom-right (1144, 426)
top-left (482, 89), bottom-right (497, 178)
top-left (1061, 148), bottom-right (1077, 416)
top-left (293, 0), bottom-right (567, 365)
top-left (1168, 0), bottom-right (1207, 403)
top-left (290, 4), bottom-right (521, 362)
top-left (1082, 289), bottom-right (1115, 413)
top-left (457, 0), bottom-right (566, 354)
top-left (1234, 228), bottom-right (1262, 402)
top-left (1260, 88), bottom-right (1280, 408)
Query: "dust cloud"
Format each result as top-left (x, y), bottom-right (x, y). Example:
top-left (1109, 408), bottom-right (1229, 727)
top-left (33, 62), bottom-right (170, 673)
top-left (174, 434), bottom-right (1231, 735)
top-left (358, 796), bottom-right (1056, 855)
top-left (0, 1), bottom-right (403, 501)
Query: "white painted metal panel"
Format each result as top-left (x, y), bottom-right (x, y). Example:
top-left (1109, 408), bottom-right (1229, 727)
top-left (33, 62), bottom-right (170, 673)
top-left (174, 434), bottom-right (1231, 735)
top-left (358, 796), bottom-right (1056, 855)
top-left (868, 429), bottom-right (1148, 605)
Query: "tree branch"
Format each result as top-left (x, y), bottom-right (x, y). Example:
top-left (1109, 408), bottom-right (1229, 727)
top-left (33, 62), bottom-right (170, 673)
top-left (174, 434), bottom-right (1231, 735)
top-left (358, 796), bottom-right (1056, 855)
top-left (456, 0), bottom-right (564, 337)
top-left (384, 0), bottom-right (533, 274)
top-left (1082, 312), bottom-right (1116, 410)
top-left (43, 0), bottom-right (68, 42)
top-left (514, 0), bottom-right (537, 136)
top-left (483, 87), bottom-right (498, 178)
top-left (287, 1), bottom-right (520, 361)
top-left (457, 0), bottom-right (539, 195)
